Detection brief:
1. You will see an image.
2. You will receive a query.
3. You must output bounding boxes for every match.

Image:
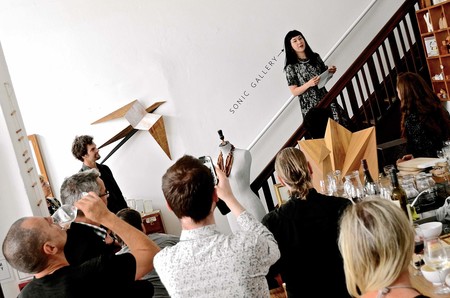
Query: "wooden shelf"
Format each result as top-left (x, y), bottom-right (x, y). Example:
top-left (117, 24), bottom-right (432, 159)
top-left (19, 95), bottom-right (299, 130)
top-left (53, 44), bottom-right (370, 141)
top-left (417, 1), bottom-right (450, 101)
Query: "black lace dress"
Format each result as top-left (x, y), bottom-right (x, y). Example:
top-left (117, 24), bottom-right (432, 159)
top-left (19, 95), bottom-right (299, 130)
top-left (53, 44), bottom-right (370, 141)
top-left (285, 54), bottom-right (328, 117)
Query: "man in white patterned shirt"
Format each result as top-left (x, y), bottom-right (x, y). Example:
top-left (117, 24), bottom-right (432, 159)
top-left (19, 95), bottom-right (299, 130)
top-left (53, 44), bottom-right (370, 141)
top-left (154, 155), bottom-right (280, 298)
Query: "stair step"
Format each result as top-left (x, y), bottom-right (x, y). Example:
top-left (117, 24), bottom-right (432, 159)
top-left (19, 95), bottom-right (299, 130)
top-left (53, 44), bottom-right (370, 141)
top-left (362, 119), bottom-right (376, 126)
top-left (383, 96), bottom-right (398, 104)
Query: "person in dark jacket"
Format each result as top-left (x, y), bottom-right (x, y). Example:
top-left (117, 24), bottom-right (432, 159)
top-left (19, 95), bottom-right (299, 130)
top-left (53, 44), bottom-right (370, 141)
top-left (262, 147), bottom-right (351, 297)
top-left (71, 135), bottom-right (128, 214)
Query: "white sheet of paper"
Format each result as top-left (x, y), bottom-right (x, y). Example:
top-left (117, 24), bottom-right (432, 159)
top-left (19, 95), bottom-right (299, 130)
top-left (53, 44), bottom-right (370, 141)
top-left (317, 70), bottom-right (333, 89)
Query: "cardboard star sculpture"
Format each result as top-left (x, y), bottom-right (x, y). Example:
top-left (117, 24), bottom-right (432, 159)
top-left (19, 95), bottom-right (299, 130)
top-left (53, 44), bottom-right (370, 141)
top-left (298, 119), bottom-right (378, 190)
top-left (92, 100), bottom-right (171, 161)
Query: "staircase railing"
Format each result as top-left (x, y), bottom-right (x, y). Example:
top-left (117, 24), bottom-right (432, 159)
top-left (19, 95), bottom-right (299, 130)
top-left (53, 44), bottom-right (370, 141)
top-left (251, 0), bottom-right (426, 211)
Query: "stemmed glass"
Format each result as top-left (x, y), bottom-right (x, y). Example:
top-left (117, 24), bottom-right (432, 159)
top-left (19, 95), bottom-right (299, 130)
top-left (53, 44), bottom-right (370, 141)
top-left (423, 237), bottom-right (450, 294)
top-left (413, 224), bottom-right (424, 276)
top-left (343, 171), bottom-right (365, 203)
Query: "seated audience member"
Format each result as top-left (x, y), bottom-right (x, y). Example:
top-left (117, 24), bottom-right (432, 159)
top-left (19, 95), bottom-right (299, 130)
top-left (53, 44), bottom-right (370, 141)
top-left (154, 155), bottom-right (280, 297)
top-left (115, 208), bottom-right (179, 298)
top-left (60, 169), bottom-right (120, 265)
top-left (2, 192), bottom-right (160, 297)
top-left (338, 199), bottom-right (428, 298)
top-left (261, 147), bottom-right (351, 297)
top-left (396, 72), bottom-right (450, 160)
top-left (39, 175), bottom-right (61, 215)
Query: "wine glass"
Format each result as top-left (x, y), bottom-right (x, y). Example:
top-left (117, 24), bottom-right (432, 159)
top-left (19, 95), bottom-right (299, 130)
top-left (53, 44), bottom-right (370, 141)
top-left (413, 224), bottom-right (424, 276)
top-left (423, 237), bottom-right (450, 294)
top-left (319, 179), bottom-right (328, 195)
top-left (51, 204), bottom-right (78, 230)
top-left (329, 170), bottom-right (345, 197)
top-left (344, 171), bottom-right (365, 203)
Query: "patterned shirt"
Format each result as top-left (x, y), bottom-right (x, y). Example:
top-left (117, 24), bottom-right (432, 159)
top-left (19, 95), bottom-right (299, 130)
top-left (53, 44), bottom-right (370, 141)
top-left (117, 233), bottom-right (180, 298)
top-left (153, 211), bottom-right (280, 298)
top-left (285, 55), bottom-right (328, 117)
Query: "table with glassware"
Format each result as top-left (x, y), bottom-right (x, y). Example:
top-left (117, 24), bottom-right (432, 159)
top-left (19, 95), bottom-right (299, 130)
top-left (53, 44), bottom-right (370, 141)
top-left (410, 265), bottom-right (450, 298)
top-left (404, 151), bottom-right (450, 297)
top-left (316, 141), bottom-right (450, 297)
top-left (411, 233), bottom-right (450, 298)
top-left (350, 156), bottom-right (450, 297)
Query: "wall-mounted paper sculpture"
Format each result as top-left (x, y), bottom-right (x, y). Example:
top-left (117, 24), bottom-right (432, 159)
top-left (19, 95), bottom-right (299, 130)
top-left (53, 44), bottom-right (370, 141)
top-left (298, 118), bottom-right (378, 190)
top-left (92, 100), bottom-right (171, 161)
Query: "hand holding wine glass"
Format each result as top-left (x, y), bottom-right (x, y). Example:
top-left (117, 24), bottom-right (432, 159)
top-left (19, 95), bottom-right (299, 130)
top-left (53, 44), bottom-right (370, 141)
top-left (423, 237), bottom-right (450, 294)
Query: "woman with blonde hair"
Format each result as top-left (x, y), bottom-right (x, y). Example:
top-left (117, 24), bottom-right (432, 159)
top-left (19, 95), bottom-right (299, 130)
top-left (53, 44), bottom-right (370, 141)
top-left (262, 147), bottom-right (351, 297)
top-left (338, 199), bottom-right (428, 297)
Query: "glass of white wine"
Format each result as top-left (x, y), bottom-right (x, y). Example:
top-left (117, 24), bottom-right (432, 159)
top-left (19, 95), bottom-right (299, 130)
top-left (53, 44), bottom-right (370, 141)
top-left (423, 237), bottom-right (450, 294)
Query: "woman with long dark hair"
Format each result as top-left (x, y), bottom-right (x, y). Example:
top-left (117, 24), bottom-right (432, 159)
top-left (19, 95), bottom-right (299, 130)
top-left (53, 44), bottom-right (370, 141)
top-left (284, 30), bottom-right (337, 117)
top-left (396, 72), bottom-right (450, 158)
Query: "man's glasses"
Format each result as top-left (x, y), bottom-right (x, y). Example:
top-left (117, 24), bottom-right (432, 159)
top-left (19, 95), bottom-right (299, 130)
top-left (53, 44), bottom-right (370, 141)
top-left (99, 191), bottom-right (109, 198)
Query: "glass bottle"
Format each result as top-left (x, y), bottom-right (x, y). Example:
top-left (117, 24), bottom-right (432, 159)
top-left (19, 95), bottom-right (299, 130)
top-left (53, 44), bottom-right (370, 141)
top-left (361, 159), bottom-right (379, 197)
top-left (389, 169), bottom-right (409, 218)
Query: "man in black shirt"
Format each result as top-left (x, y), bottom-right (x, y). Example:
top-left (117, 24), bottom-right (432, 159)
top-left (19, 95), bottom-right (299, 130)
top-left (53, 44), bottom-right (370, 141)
top-left (71, 135), bottom-right (128, 214)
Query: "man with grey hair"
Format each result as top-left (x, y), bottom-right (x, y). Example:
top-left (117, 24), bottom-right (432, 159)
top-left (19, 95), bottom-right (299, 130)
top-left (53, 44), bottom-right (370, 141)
top-left (60, 169), bottom-right (120, 265)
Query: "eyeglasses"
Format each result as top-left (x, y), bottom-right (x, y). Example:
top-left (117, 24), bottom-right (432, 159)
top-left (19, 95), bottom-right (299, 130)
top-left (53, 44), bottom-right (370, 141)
top-left (99, 191), bottom-right (109, 198)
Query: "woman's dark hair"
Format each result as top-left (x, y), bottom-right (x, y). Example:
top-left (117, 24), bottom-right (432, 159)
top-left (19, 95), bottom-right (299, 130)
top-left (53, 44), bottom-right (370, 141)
top-left (71, 135), bottom-right (94, 161)
top-left (283, 30), bottom-right (319, 70)
top-left (397, 72), bottom-right (450, 140)
top-left (115, 208), bottom-right (144, 245)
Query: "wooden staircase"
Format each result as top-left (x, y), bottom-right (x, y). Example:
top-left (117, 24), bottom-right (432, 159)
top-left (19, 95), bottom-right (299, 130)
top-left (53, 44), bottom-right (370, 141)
top-left (251, 0), bottom-right (427, 211)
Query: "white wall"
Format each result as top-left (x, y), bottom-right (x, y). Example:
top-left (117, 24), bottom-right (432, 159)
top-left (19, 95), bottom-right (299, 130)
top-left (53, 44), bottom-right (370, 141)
top-left (0, 0), bottom-right (405, 295)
